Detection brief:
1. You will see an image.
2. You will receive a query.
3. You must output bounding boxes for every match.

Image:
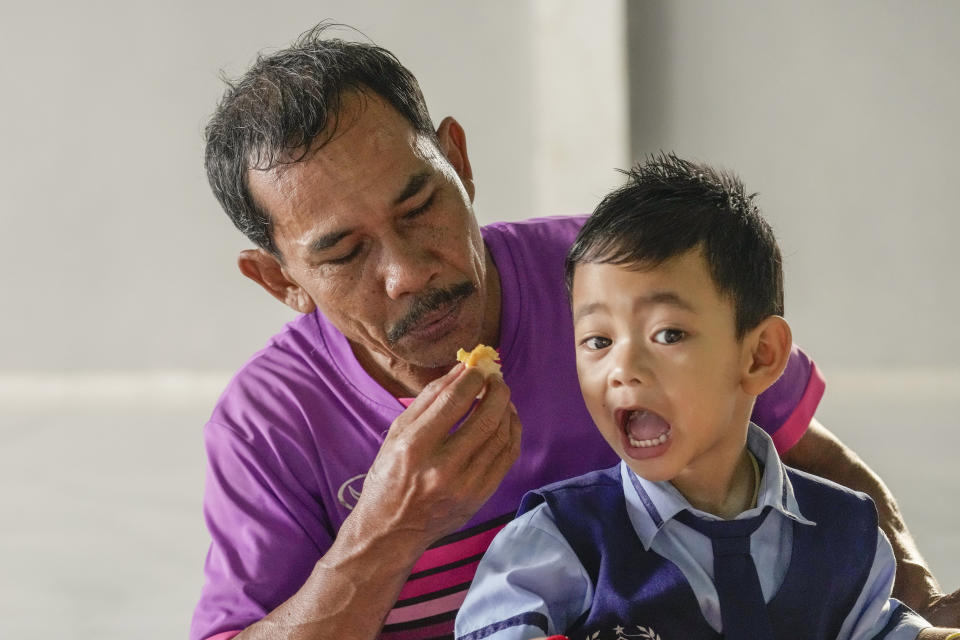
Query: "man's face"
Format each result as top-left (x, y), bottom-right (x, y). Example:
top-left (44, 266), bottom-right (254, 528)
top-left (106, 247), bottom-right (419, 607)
top-left (571, 249), bottom-right (754, 489)
top-left (247, 92), bottom-right (494, 376)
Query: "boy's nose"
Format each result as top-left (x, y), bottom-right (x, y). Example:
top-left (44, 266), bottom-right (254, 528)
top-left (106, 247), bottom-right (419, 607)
top-left (608, 341), bottom-right (649, 388)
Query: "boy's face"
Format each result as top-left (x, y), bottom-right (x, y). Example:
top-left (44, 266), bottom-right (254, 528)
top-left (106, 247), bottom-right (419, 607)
top-left (571, 249), bottom-right (755, 486)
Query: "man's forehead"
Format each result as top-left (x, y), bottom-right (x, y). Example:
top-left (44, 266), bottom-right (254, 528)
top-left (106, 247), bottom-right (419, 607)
top-left (247, 96), bottom-right (435, 219)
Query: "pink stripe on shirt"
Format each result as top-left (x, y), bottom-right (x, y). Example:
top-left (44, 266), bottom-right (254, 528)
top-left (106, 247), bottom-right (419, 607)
top-left (409, 522), bottom-right (506, 574)
top-left (771, 360), bottom-right (826, 454)
top-left (385, 589), bottom-right (469, 625)
top-left (380, 617), bottom-right (456, 640)
top-left (204, 632), bottom-right (240, 640)
top-left (397, 557), bottom-right (481, 601)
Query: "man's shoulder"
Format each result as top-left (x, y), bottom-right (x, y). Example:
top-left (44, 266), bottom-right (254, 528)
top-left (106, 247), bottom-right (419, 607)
top-left (208, 312), bottom-right (333, 430)
top-left (481, 214), bottom-right (587, 251)
top-left (230, 312), bottom-right (322, 382)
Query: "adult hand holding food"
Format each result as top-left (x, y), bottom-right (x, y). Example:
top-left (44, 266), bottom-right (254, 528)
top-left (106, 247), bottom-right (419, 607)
top-left (235, 360), bottom-right (520, 640)
top-left (356, 360), bottom-right (519, 549)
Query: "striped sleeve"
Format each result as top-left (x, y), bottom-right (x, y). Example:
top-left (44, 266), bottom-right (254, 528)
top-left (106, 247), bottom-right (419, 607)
top-left (751, 345), bottom-right (826, 454)
top-left (379, 513), bottom-right (514, 640)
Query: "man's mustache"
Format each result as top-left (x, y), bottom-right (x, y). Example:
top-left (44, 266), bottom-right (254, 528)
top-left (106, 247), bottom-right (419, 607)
top-left (386, 281), bottom-right (476, 343)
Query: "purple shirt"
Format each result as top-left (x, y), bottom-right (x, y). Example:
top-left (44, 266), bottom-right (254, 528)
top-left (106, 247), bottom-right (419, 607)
top-left (191, 215), bottom-right (825, 640)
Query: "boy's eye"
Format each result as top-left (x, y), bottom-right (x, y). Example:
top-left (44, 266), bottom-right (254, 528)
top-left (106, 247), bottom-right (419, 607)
top-left (652, 328), bottom-right (685, 345)
top-left (582, 336), bottom-right (612, 350)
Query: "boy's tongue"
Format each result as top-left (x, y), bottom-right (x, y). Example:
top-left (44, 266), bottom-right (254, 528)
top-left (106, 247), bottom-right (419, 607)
top-left (626, 410), bottom-right (670, 440)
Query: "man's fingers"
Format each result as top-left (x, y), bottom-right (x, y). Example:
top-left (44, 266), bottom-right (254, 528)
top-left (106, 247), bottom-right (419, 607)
top-left (394, 366), bottom-right (490, 442)
top-left (444, 376), bottom-right (512, 453)
top-left (399, 362), bottom-right (465, 420)
top-left (468, 404), bottom-right (523, 503)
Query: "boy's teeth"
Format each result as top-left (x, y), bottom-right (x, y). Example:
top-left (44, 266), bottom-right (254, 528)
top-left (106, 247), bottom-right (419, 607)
top-left (628, 431), bottom-right (669, 448)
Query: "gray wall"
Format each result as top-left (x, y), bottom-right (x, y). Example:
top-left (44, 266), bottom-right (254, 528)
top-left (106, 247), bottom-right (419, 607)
top-left (0, 0), bottom-right (627, 373)
top-left (627, 0), bottom-right (960, 371)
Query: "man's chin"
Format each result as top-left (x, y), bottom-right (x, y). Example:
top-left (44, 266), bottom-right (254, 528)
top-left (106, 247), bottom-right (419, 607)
top-left (391, 336), bottom-right (463, 371)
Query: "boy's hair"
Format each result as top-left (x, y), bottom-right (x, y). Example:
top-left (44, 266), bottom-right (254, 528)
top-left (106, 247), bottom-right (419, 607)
top-left (565, 153), bottom-right (783, 338)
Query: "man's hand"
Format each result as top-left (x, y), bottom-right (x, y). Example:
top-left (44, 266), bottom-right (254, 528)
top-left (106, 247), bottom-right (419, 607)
top-left (922, 590), bottom-right (960, 628)
top-left (352, 361), bottom-right (522, 547)
top-left (236, 362), bottom-right (521, 640)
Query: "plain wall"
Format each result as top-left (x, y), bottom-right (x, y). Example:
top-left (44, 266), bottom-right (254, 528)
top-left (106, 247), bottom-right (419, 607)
top-left (627, 0), bottom-right (960, 371)
top-left (0, 0), bottom-right (628, 373)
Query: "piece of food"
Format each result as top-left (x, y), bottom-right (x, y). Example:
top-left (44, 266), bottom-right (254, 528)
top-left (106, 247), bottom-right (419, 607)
top-left (456, 344), bottom-right (502, 378)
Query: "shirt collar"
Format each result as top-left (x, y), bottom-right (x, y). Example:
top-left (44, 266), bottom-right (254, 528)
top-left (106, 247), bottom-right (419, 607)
top-left (622, 423), bottom-right (816, 550)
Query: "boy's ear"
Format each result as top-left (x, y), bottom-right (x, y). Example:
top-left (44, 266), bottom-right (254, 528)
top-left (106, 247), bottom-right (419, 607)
top-left (237, 249), bottom-right (317, 314)
top-left (741, 316), bottom-right (792, 396)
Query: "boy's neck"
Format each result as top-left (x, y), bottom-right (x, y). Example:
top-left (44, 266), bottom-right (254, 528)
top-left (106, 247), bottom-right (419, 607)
top-left (670, 447), bottom-right (758, 520)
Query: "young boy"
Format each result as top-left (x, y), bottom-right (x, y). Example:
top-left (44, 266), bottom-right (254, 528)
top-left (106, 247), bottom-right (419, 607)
top-left (454, 155), bottom-right (957, 640)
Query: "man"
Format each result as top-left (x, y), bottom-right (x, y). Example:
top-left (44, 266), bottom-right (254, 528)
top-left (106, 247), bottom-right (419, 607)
top-left (192, 26), bottom-right (958, 640)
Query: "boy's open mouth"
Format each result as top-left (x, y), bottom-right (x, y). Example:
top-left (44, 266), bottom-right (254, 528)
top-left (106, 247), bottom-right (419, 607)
top-left (617, 408), bottom-right (672, 449)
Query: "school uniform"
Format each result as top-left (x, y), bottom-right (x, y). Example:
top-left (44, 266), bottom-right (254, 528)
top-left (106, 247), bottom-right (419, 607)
top-left (455, 425), bottom-right (929, 640)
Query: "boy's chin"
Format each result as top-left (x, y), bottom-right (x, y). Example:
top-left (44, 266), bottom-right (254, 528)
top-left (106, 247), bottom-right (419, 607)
top-left (622, 457), bottom-right (681, 484)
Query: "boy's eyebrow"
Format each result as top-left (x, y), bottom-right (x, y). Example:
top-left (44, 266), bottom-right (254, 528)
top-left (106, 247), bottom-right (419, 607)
top-left (573, 291), bottom-right (696, 323)
top-left (573, 301), bottom-right (608, 324)
top-left (308, 171), bottom-right (433, 253)
top-left (634, 291), bottom-right (697, 313)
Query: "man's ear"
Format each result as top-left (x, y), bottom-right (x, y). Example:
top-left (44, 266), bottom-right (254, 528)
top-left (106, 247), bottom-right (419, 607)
top-left (435, 116), bottom-right (475, 202)
top-left (741, 316), bottom-right (792, 396)
top-left (237, 249), bottom-right (316, 314)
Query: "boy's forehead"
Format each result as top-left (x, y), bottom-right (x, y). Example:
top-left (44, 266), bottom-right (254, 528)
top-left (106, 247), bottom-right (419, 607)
top-left (571, 250), bottom-right (729, 315)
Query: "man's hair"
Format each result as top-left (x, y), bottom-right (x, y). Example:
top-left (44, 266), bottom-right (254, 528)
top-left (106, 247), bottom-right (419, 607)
top-left (565, 153), bottom-right (783, 338)
top-left (204, 24), bottom-right (435, 257)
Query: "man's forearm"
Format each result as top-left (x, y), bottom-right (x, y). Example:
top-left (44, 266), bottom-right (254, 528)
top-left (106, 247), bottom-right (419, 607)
top-left (781, 419), bottom-right (941, 612)
top-left (234, 512), bottom-right (428, 640)
top-left (229, 366), bottom-right (522, 640)
top-left (916, 628), bottom-right (960, 639)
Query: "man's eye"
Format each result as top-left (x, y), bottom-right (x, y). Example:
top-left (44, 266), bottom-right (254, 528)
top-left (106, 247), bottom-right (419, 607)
top-left (582, 336), bottom-right (612, 350)
top-left (326, 246), bottom-right (361, 265)
top-left (405, 193), bottom-right (435, 219)
top-left (652, 329), bottom-right (685, 345)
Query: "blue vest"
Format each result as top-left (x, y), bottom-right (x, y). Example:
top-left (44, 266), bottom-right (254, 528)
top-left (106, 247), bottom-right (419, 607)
top-left (518, 465), bottom-right (881, 639)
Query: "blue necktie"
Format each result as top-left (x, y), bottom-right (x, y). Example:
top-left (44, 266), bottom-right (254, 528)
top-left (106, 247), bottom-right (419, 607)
top-left (673, 507), bottom-right (774, 640)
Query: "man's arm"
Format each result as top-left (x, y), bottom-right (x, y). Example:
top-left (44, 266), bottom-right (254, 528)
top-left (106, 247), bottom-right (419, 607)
top-left (230, 364), bottom-right (522, 640)
top-left (782, 418), bottom-right (960, 626)
top-left (917, 629), bottom-right (960, 640)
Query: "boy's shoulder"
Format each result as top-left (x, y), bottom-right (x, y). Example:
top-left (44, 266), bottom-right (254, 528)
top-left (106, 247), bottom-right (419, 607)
top-left (517, 464), bottom-right (623, 516)
top-left (783, 464), bottom-right (880, 531)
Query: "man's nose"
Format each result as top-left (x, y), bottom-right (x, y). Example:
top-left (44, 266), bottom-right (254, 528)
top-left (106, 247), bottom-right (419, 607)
top-left (379, 234), bottom-right (439, 299)
top-left (608, 340), bottom-right (650, 388)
